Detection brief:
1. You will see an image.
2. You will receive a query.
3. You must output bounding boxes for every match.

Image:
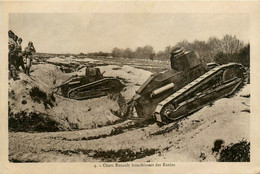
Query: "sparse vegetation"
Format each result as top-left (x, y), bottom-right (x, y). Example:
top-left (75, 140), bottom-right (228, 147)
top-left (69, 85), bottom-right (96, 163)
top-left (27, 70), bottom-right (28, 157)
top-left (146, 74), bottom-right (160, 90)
top-left (8, 111), bottom-right (60, 132)
top-left (218, 140), bottom-right (250, 162)
top-left (29, 86), bottom-right (55, 109)
top-left (30, 86), bottom-right (47, 103)
top-left (212, 139), bottom-right (225, 153)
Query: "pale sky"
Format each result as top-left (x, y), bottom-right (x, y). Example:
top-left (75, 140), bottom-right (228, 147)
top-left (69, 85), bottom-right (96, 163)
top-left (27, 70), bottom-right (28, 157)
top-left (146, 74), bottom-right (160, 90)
top-left (9, 13), bottom-right (249, 54)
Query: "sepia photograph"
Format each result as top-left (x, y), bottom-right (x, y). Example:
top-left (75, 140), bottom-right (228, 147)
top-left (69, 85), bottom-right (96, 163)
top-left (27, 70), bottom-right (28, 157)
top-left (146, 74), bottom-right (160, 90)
top-left (7, 12), bottom-right (250, 163)
top-left (1, 1), bottom-right (260, 174)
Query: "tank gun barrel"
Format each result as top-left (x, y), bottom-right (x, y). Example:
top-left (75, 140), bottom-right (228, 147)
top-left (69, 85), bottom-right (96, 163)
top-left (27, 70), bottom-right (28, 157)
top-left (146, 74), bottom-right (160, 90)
top-left (151, 83), bottom-right (175, 98)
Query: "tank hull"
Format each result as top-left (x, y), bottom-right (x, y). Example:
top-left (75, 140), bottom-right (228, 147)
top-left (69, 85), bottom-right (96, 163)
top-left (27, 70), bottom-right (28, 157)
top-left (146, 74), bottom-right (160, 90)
top-left (134, 63), bottom-right (209, 118)
top-left (54, 76), bottom-right (124, 100)
top-left (154, 63), bottom-right (247, 124)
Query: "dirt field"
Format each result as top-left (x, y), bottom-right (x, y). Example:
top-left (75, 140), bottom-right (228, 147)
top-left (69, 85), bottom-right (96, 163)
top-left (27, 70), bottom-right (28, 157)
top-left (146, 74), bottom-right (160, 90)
top-left (8, 56), bottom-right (250, 162)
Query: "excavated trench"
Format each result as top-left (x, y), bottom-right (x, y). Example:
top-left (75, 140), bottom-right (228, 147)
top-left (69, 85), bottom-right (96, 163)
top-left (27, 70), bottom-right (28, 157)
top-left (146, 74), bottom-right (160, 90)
top-left (8, 58), bottom-right (250, 162)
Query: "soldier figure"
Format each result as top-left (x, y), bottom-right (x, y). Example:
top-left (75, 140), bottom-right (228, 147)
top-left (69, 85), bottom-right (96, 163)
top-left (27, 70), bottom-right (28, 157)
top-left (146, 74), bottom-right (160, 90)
top-left (23, 41), bottom-right (36, 76)
top-left (8, 30), bottom-right (19, 80)
top-left (16, 38), bottom-right (26, 72)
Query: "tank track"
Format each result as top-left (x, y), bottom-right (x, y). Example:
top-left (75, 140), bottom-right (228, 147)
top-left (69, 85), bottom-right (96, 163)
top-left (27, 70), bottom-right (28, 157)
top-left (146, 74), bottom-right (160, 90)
top-left (67, 77), bottom-right (123, 100)
top-left (154, 63), bottom-right (247, 124)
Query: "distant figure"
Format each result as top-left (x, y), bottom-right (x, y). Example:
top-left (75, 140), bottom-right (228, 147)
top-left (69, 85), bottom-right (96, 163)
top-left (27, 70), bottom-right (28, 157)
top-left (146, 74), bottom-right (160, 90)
top-left (13, 35), bottom-right (20, 69)
top-left (16, 38), bottom-right (26, 72)
top-left (8, 30), bottom-right (19, 80)
top-left (17, 38), bottom-right (23, 51)
top-left (23, 41), bottom-right (36, 76)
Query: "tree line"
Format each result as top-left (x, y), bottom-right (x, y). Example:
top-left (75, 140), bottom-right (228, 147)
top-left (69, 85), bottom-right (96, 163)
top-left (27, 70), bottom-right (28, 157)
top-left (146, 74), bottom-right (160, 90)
top-left (172, 34), bottom-right (249, 67)
top-left (111, 34), bottom-right (249, 67)
top-left (80, 34), bottom-right (249, 67)
top-left (111, 45), bottom-right (155, 61)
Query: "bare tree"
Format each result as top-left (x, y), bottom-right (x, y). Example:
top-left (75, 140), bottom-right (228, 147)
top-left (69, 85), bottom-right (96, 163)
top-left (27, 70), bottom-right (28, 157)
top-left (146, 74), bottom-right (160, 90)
top-left (175, 40), bottom-right (191, 50)
top-left (112, 47), bottom-right (124, 58)
top-left (207, 36), bottom-right (222, 60)
top-left (123, 48), bottom-right (134, 59)
top-left (221, 35), bottom-right (244, 55)
top-left (134, 45), bottom-right (154, 59)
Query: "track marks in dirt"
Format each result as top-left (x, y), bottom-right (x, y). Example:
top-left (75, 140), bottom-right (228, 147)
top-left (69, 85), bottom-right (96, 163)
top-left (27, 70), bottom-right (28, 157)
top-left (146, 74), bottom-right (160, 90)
top-left (61, 119), bottom-right (155, 141)
top-left (42, 148), bottom-right (158, 162)
top-left (149, 122), bottom-right (180, 136)
top-left (93, 148), bottom-right (158, 162)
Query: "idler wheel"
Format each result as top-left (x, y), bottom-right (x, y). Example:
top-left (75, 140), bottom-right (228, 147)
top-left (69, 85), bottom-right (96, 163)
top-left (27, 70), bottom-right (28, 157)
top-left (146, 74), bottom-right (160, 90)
top-left (162, 104), bottom-right (175, 117)
top-left (69, 90), bottom-right (77, 99)
top-left (222, 67), bottom-right (243, 83)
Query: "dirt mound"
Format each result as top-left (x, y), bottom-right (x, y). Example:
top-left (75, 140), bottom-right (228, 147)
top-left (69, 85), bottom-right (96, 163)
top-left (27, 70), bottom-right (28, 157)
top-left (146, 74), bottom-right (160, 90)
top-left (8, 64), bottom-right (123, 132)
top-left (8, 72), bottom-right (60, 132)
top-left (31, 64), bottom-right (69, 88)
top-left (8, 62), bottom-right (152, 132)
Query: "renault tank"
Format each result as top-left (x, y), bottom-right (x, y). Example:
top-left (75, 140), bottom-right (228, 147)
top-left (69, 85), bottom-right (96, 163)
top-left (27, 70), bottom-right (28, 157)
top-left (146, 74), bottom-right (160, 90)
top-left (111, 47), bottom-right (247, 125)
top-left (53, 67), bottom-right (124, 100)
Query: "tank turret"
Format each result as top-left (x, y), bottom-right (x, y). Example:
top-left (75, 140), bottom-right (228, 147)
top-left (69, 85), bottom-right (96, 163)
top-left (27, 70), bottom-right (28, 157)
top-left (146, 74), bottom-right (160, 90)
top-left (170, 47), bottom-right (206, 71)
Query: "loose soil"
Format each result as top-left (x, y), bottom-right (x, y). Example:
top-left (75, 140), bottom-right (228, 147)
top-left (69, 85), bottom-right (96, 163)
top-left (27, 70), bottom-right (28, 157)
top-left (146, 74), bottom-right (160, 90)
top-left (9, 56), bottom-right (250, 162)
